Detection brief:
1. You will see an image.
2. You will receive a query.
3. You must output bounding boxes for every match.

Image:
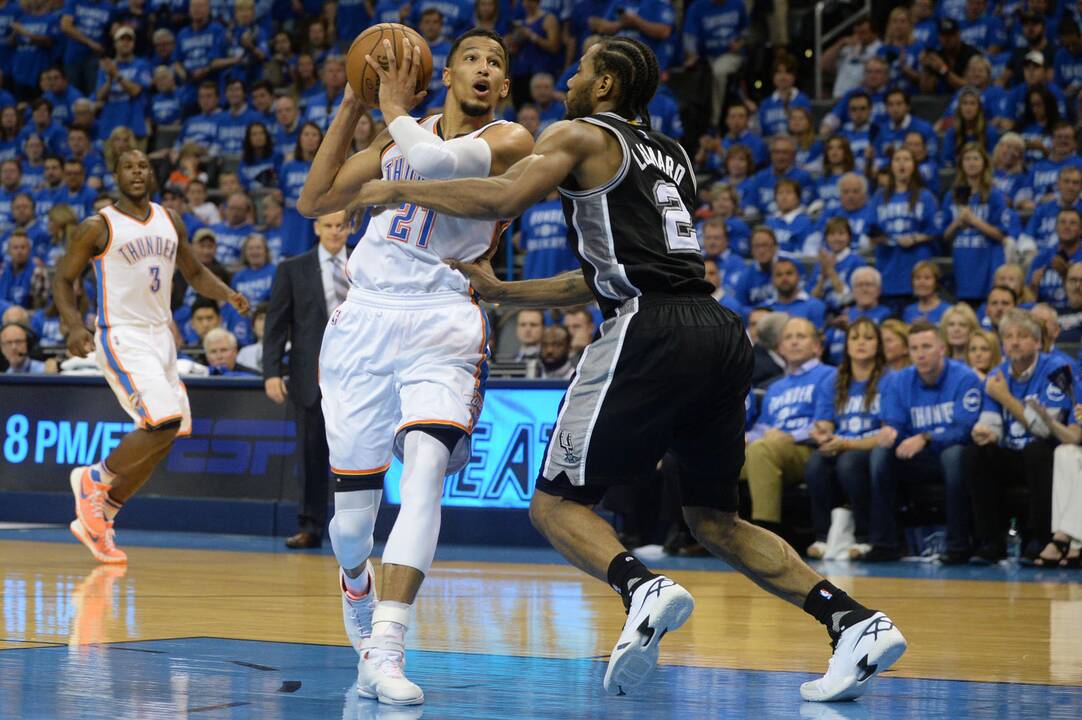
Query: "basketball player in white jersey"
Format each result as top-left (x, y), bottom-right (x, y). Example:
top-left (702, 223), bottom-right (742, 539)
top-left (297, 30), bottom-right (533, 705)
top-left (53, 150), bottom-right (248, 563)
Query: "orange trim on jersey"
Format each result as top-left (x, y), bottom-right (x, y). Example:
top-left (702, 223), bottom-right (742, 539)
top-left (482, 220), bottom-right (510, 261)
top-left (103, 330), bottom-right (154, 422)
top-left (109, 202), bottom-right (156, 225)
top-left (91, 210), bottom-right (114, 260)
top-left (144, 412), bottom-right (183, 430)
top-left (161, 206), bottom-right (182, 239)
top-left (397, 419), bottom-right (469, 434)
top-left (332, 462), bottom-right (392, 477)
top-left (465, 298), bottom-right (489, 432)
top-left (380, 141), bottom-right (397, 164)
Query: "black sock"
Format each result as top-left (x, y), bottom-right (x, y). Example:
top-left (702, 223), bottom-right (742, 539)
top-left (803, 580), bottom-right (875, 643)
top-left (606, 552), bottom-right (657, 612)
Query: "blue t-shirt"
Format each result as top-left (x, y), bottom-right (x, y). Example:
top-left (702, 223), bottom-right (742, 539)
top-left (994, 169), bottom-right (1034, 209)
top-left (175, 110), bottom-right (223, 153)
top-left (902, 299), bottom-right (949, 324)
top-left (981, 353), bottom-right (1073, 450)
top-left (939, 187), bottom-right (1011, 300)
top-left (0, 262), bottom-right (34, 307)
top-left (520, 198), bottom-right (577, 280)
top-left (958, 15), bottom-right (1006, 52)
top-left (0, 2), bottom-right (20, 71)
top-left (749, 361), bottom-right (837, 442)
top-left (1054, 47), bottom-right (1082, 94)
top-left (12, 9), bottom-right (59, 89)
top-left (231, 263), bottom-right (276, 304)
top-left (279, 159), bottom-right (314, 257)
top-left (1028, 243), bottom-right (1082, 310)
top-left (411, 0), bottom-right (474, 41)
top-left (30, 309), bottom-right (63, 346)
top-left (682, 0), bottom-right (748, 59)
top-left (1030, 156), bottom-right (1082, 202)
top-left (416, 40), bottom-right (451, 115)
top-left (763, 292), bottom-right (826, 329)
top-left (875, 115), bottom-right (937, 162)
top-left (648, 87), bottom-right (682, 140)
top-left (238, 156), bottom-right (280, 191)
top-left (824, 305), bottom-right (892, 364)
top-left (808, 204), bottom-right (877, 252)
top-left (176, 21), bottom-right (227, 76)
top-left (44, 86), bottom-right (83, 126)
top-left (58, 185), bottom-right (97, 221)
top-left (829, 88), bottom-right (888, 129)
top-left (33, 185), bottom-right (65, 221)
top-left (734, 262), bottom-right (774, 307)
top-left (767, 211), bottom-right (816, 258)
top-left (939, 125), bottom-right (1000, 168)
top-left (149, 90), bottom-right (183, 126)
top-left (217, 106), bottom-right (263, 157)
top-left (723, 130), bottom-right (767, 169)
top-left (869, 188), bottom-right (939, 296)
top-left (815, 377), bottom-right (882, 440)
top-left (758, 90), bottom-right (812, 138)
top-left (336, 0), bottom-right (372, 46)
top-left (838, 123), bottom-right (875, 169)
top-left (605, 0), bottom-right (676, 69)
top-left (209, 221), bottom-right (255, 266)
top-left (1023, 199), bottom-right (1082, 253)
top-left (879, 358), bottom-right (983, 452)
top-left (814, 173), bottom-right (844, 216)
top-left (97, 58), bottom-right (153, 139)
top-left (746, 166), bottom-right (813, 216)
top-left (61, 0), bottom-right (113, 64)
top-left (806, 249), bottom-right (866, 314)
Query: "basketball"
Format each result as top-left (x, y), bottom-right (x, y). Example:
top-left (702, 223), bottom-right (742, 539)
top-left (346, 23), bottom-right (434, 108)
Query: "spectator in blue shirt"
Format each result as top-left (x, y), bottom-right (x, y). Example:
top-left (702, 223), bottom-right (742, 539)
top-left (17, 99), bottom-right (66, 157)
top-left (149, 65), bottom-right (184, 131)
top-left (788, 108), bottom-right (824, 175)
top-left (272, 94), bottom-right (302, 165)
top-left (210, 193), bottom-right (256, 268)
top-left (57, 159), bottom-right (95, 221)
top-left (0, 1), bottom-right (21, 77)
top-left (0, 160), bottom-right (22, 234)
top-left (978, 284), bottom-right (1018, 333)
top-left (231, 233), bottom-right (276, 305)
top-left (238, 122), bottom-right (279, 191)
top-left (647, 79), bottom-right (682, 140)
top-left (903, 260), bottom-right (949, 324)
top-left (968, 309), bottom-right (1068, 562)
top-left (878, 7), bottom-right (924, 93)
top-left (11, 1), bottom-right (60, 101)
top-left (413, 9), bottom-right (453, 115)
top-left (763, 259), bottom-right (826, 329)
top-left (0, 231), bottom-right (34, 307)
top-left (767, 178), bottom-right (815, 259)
top-left (811, 172), bottom-right (876, 253)
top-left (869, 147), bottom-right (939, 314)
top-left (40, 66), bottom-right (82, 127)
top-left (805, 317), bottom-right (886, 559)
top-left (219, 78), bottom-right (264, 157)
top-left (1028, 207), bottom-right (1082, 311)
top-left (808, 216), bottom-right (866, 315)
top-left (941, 144), bottom-right (1011, 302)
top-left (721, 103), bottom-right (767, 169)
top-left (412, 0), bottom-right (474, 41)
top-left (702, 183), bottom-right (751, 257)
top-left (734, 226), bottom-right (779, 307)
top-left (876, 89), bottom-right (937, 163)
top-left (992, 132), bottom-right (1035, 212)
top-left (2, 194), bottom-right (49, 256)
top-left (865, 320), bottom-right (982, 563)
top-left (821, 57), bottom-right (890, 136)
top-left (1054, 17), bottom-right (1082, 101)
top-left (594, 0), bottom-right (676, 71)
top-left (959, 0), bottom-right (1006, 53)
top-left (940, 87), bottom-right (1000, 168)
top-left (96, 27), bottom-right (154, 141)
top-left (837, 91), bottom-right (877, 172)
top-left (174, 81), bottom-right (224, 158)
top-left (1016, 82), bottom-right (1063, 166)
top-left (1030, 124), bottom-right (1082, 204)
top-left (1057, 262), bottom-right (1082, 342)
top-left (757, 55), bottom-right (812, 138)
top-left (700, 217), bottom-right (745, 292)
top-left (823, 266), bottom-right (892, 364)
top-left (507, 0), bottom-right (562, 105)
top-left (224, 0), bottom-right (269, 86)
top-left (1021, 166), bottom-right (1082, 255)
top-left (64, 130), bottom-right (106, 191)
top-left (704, 257), bottom-right (745, 318)
top-left (813, 137), bottom-right (855, 217)
top-left (32, 157), bottom-right (65, 221)
top-left (174, 0), bottom-right (234, 107)
top-left (279, 122), bottom-right (322, 257)
top-left (682, 0), bottom-right (748, 126)
top-left (742, 317), bottom-right (836, 529)
top-left (519, 191), bottom-right (577, 280)
top-left (746, 136), bottom-right (814, 219)
top-left (528, 73), bottom-right (566, 134)
top-left (60, 0), bottom-right (113, 95)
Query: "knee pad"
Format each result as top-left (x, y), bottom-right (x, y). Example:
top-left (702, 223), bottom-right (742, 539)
top-left (329, 489), bottom-right (381, 570)
top-left (382, 432), bottom-right (449, 576)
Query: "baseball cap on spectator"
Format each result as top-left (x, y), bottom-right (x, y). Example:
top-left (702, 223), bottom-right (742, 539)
top-left (938, 18), bottom-right (959, 34)
top-left (114, 26), bottom-right (135, 41)
top-left (193, 228), bottom-right (217, 244)
top-left (1025, 50), bottom-right (1046, 66)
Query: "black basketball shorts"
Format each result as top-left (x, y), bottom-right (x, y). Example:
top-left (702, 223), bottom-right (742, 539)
top-left (535, 294), bottom-right (753, 511)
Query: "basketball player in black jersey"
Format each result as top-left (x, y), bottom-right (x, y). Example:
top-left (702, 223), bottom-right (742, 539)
top-left (352, 38), bottom-right (906, 703)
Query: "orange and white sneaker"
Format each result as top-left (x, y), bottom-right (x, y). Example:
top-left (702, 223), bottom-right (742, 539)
top-left (69, 517), bottom-right (127, 564)
top-left (70, 466), bottom-right (110, 537)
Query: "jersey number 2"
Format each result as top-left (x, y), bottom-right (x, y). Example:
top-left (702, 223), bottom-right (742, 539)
top-left (653, 181), bottom-right (698, 253)
top-left (388, 203), bottom-right (436, 249)
top-left (149, 266), bottom-right (161, 293)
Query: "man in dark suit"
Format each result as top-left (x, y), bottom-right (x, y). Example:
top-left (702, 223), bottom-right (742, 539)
top-left (263, 211), bottom-right (351, 548)
top-left (749, 308), bottom-right (788, 389)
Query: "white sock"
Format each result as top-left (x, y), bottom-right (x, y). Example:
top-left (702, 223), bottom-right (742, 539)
top-left (92, 460), bottom-right (117, 485)
top-left (342, 565), bottom-right (371, 598)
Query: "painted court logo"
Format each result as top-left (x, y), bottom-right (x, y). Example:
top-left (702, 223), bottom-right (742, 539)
top-left (559, 431), bottom-right (579, 464)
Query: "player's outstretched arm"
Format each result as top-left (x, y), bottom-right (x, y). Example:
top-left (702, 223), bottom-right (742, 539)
top-left (173, 210), bottom-right (250, 314)
top-left (446, 257), bottom-right (593, 307)
top-left (53, 215), bottom-right (107, 358)
top-left (353, 120), bottom-right (598, 221)
top-left (297, 83), bottom-right (390, 217)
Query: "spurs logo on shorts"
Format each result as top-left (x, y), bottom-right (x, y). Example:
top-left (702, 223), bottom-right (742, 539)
top-left (559, 431), bottom-right (579, 463)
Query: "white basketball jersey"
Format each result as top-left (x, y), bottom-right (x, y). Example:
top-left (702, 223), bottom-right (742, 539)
top-left (347, 115), bottom-right (509, 296)
top-left (93, 203), bottom-right (178, 328)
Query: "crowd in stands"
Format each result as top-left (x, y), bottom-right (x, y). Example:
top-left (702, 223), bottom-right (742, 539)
top-left (0, 0), bottom-right (1081, 567)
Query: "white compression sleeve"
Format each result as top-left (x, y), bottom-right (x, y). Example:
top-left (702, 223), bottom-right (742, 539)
top-left (381, 431), bottom-right (450, 576)
top-left (329, 489), bottom-right (382, 571)
top-left (387, 115), bottom-right (493, 179)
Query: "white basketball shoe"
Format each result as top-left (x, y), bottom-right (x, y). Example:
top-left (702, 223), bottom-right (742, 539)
top-left (603, 575), bottom-right (694, 696)
top-left (342, 562), bottom-right (377, 653)
top-left (800, 612), bottom-right (907, 702)
top-left (357, 635), bottom-right (424, 705)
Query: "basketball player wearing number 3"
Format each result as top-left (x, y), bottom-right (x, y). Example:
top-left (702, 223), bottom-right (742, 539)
top-left (356, 38), bottom-right (907, 704)
top-left (297, 30), bottom-right (533, 705)
top-left (52, 150), bottom-right (248, 565)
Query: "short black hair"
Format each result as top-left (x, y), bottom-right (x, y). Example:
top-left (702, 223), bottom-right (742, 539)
top-left (988, 284), bottom-right (1018, 303)
top-left (885, 88), bottom-right (910, 105)
top-left (448, 28), bottom-right (509, 71)
top-left (191, 297), bottom-right (221, 316)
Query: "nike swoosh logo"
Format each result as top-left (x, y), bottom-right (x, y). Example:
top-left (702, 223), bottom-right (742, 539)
top-left (85, 528), bottom-right (100, 543)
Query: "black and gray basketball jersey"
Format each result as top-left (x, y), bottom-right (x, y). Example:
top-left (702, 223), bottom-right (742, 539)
top-left (558, 112), bottom-right (712, 318)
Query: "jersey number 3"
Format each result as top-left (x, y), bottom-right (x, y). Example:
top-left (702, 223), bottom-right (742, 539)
top-left (653, 181), bottom-right (698, 253)
top-left (388, 203), bottom-right (436, 249)
top-left (149, 266), bottom-right (161, 293)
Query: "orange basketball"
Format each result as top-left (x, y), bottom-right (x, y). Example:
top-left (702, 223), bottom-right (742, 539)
top-left (346, 23), bottom-right (434, 108)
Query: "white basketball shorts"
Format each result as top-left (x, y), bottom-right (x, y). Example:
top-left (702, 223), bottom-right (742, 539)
top-left (318, 288), bottom-right (490, 484)
top-left (95, 323), bottom-right (192, 435)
